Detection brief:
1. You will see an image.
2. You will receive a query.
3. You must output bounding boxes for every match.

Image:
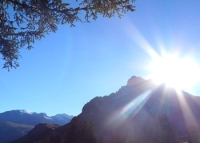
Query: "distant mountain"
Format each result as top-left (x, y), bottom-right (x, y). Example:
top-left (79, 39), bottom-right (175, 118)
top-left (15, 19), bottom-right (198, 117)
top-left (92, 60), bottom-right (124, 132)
top-left (0, 121), bottom-right (33, 143)
top-left (0, 110), bottom-right (73, 143)
top-left (11, 76), bottom-right (200, 143)
top-left (0, 110), bottom-right (73, 126)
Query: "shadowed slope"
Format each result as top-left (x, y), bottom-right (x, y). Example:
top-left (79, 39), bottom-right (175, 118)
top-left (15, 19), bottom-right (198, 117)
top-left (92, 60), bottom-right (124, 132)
top-left (0, 121), bottom-right (33, 143)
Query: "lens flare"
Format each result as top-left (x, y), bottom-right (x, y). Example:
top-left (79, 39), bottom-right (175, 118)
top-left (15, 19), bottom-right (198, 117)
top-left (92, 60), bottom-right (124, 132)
top-left (107, 90), bottom-right (152, 125)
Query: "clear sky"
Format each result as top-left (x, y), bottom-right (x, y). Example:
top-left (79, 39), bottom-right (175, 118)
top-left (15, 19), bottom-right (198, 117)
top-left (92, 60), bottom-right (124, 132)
top-left (1, 0), bottom-right (200, 116)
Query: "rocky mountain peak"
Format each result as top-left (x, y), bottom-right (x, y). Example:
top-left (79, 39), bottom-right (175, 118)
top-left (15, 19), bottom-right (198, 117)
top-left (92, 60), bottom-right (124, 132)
top-left (10, 76), bottom-right (200, 143)
top-left (127, 76), bottom-right (146, 86)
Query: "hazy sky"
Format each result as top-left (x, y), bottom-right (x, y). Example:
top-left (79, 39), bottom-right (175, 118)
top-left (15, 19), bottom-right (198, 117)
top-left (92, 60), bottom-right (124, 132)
top-left (1, 0), bottom-right (200, 116)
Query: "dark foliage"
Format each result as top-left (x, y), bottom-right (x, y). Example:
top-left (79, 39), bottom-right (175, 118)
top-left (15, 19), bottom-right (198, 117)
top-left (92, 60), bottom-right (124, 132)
top-left (0, 121), bottom-right (33, 143)
top-left (188, 124), bottom-right (199, 143)
top-left (10, 123), bottom-right (60, 143)
top-left (62, 117), bottom-right (97, 143)
top-left (0, 0), bottom-right (135, 70)
top-left (109, 112), bottom-right (180, 143)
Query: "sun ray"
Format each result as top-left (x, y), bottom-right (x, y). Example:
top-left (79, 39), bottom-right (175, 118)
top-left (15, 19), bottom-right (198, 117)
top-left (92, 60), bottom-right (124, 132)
top-left (120, 90), bottom-right (152, 118)
top-left (121, 19), bottom-right (200, 135)
top-left (123, 19), bottom-right (160, 61)
top-left (106, 90), bottom-right (152, 126)
top-left (123, 19), bottom-right (200, 92)
top-left (175, 90), bottom-right (198, 127)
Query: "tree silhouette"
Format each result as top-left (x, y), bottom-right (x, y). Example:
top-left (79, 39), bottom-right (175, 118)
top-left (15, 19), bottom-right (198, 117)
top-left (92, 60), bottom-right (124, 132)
top-left (0, 0), bottom-right (135, 70)
top-left (78, 120), bottom-right (97, 143)
top-left (188, 124), bottom-right (199, 143)
top-left (110, 108), bottom-right (180, 143)
top-left (155, 114), bottom-right (180, 143)
top-left (63, 117), bottom-right (97, 143)
top-left (64, 117), bottom-right (79, 143)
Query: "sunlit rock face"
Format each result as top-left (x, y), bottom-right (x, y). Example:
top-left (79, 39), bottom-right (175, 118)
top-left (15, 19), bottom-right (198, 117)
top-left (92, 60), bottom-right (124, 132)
top-left (11, 76), bottom-right (200, 143)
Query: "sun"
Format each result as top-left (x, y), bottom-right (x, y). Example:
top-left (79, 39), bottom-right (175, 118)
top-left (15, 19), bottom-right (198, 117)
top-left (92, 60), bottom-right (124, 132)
top-left (148, 53), bottom-right (200, 90)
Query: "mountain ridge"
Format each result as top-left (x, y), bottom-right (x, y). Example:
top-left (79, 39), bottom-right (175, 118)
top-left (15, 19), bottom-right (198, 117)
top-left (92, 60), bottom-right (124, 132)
top-left (0, 109), bottom-right (73, 126)
top-left (11, 76), bottom-right (200, 143)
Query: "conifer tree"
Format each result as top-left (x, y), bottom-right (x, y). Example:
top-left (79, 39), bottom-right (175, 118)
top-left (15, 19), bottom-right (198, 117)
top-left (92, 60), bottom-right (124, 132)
top-left (0, 0), bottom-right (135, 70)
top-left (188, 124), bottom-right (199, 143)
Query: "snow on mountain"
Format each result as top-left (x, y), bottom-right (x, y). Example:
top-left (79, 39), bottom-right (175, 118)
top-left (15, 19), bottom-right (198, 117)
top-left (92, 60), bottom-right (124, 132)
top-left (19, 110), bottom-right (33, 115)
top-left (44, 116), bottom-right (53, 120)
top-left (0, 110), bottom-right (73, 126)
top-left (0, 110), bottom-right (73, 143)
top-left (52, 114), bottom-right (73, 121)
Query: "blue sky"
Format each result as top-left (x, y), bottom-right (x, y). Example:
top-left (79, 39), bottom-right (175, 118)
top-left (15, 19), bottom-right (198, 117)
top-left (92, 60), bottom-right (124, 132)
top-left (1, 0), bottom-right (200, 116)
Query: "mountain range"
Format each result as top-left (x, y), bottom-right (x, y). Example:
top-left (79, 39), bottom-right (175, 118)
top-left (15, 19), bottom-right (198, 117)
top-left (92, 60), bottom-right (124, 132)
top-left (0, 110), bottom-right (73, 143)
top-left (9, 76), bottom-right (200, 143)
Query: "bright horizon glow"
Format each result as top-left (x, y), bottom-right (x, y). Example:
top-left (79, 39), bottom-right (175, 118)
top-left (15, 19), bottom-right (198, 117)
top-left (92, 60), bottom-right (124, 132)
top-left (148, 53), bottom-right (200, 90)
top-left (125, 20), bottom-right (200, 92)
